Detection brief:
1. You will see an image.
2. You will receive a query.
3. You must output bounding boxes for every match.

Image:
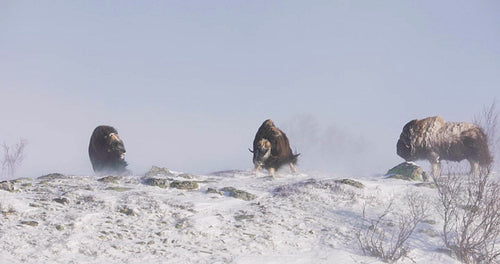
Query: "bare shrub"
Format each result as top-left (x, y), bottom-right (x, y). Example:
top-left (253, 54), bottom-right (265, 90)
top-left (2, 139), bottom-right (27, 179)
top-left (356, 191), bottom-right (429, 263)
top-left (433, 166), bottom-right (500, 263)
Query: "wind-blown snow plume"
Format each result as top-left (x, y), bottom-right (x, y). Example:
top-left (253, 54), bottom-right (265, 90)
top-left (282, 114), bottom-right (373, 175)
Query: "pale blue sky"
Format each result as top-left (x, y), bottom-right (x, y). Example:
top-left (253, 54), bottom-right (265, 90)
top-left (1, 1), bottom-right (499, 178)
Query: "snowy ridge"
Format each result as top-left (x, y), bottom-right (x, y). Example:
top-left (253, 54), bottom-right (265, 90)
top-left (0, 170), bottom-right (460, 264)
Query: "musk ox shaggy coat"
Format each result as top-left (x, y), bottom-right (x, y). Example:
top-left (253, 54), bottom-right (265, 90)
top-left (249, 119), bottom-right (300, 176)
top-left (397, 116), bottom-right (492, 177)
top-left (89, 125), bottom-right (128, 175)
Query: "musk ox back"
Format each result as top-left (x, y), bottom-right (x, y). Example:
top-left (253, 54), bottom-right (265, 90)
top-left (397, 116), bottom-right (492, 176)
top-left (249, 119), bottom-right (299, 176)
top-left (89, 125), bottom-right (128, 175)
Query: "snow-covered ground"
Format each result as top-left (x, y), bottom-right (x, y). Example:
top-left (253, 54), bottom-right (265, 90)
top-left (0, 168), bottom-right (462, 264)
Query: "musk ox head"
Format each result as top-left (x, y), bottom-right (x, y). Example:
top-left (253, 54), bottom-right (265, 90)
top-left (397, 120), bottom-right (417, 161)
top-left (252, 138), bottom-right (272, 167)
top-left (105, 132), bottom-right (126, 160)
top-left (89, 125), bottom-right (128, 175)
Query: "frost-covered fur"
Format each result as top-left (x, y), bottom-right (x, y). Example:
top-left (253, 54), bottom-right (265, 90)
top-left (397, 116), bottom-right (492, 176)
top-left (249, 119), bottom-right (300, 175)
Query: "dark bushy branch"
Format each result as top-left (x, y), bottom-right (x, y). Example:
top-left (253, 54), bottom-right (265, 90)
top-left (356, 191), bottom-right (429, 263)
top-left (2, 139), bottom-right (27, 179)
top-left (433, 166), bottom-right (500, 264)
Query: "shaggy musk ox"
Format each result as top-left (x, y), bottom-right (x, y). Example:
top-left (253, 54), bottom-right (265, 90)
top-left (249, 119), bottom-right (300, 176)
top-left (89, 125), bottom-right (128, 175)
top-left (397, 116), bottom-right (492, 177)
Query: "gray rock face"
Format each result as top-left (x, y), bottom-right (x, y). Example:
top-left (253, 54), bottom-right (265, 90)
top-left (143, 178), bottom-right (169, 189)
top-left (386, 162), bottom-right (428, 181)
top-left (98, 176), bottom-right (123, 183)
top-left (170, 181), bottom-right (199, 190)
top-left (144, 166), bottom-right (173, 177)
top-left (0, 181), bottom-right (14, 192)
top-left (37, 173), bottom-right (67, 180)
top-left (220, 187), bottom-right (257, 201)
top-left (334, 179), bottom-right (364, 189)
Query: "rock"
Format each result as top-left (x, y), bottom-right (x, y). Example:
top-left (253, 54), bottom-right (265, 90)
top-left (55, 224), bottom-right (65, 231)
top-left (1, 207), bottom-right (16, 216)
top-left (37, 173), bottom-right (67, 180)
top-left (0, 181), bottom-right (14, 192)
top-left (386, 162), bottom-right (428, 181)
top-left (179, 173), bottom-right (193, 179)
top-left (206, 188), bottom-right (223, 195)
top-left (143, 178), bottom-right (169, 189)
top-left (11, 177), bottom-right (33, 183)
top-left (20, 183), bottom-right (33, 189)
top-left (170, 180), bottom-right (199, 190)
top-left (119, 207), bottom-right (137, 216)
top-left (105, 187), bottom-right (132, 192)
top-left (234, 214), bottom-right (254, 221)
top-left (53, 197), bottom-right (70, 205)
top-left (334, 179), bottom-right (364, 189)
top-left (175, 219), bottom-right (189, 229)
top-left (98, 176), bottom-right (122, 183)
top-left (20, 220), bottom-right (38, 227)
top-left (220, 187), bottom-right (257, 201)
top-left (144, 166), bottom-right (173, 177)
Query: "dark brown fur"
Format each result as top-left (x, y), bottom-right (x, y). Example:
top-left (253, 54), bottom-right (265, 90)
top-left (249, 119), bottom-right (299, 175)
top-left (397, 116), bottom-right (492, 176)
top-left (89, 125), bottom-right (129, 175)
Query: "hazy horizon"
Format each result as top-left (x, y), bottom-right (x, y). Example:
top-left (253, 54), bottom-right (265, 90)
top-left (1, 1), bottom-right (499, 178)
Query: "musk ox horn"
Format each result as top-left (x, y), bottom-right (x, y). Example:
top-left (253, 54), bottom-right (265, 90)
top-left (248, 148), bottom-right (254, 153)
top-left (109, 133), bottom-right (120, 142)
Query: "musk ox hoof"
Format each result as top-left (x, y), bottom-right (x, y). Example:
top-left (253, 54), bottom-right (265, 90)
top-left (386, 162), bottom-right (429, 181)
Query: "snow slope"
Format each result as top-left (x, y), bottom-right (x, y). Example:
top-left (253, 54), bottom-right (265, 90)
top-left (0, 169), bottom-right (461, 264)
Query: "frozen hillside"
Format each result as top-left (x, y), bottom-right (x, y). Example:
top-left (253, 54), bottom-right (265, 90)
top-left (0, 169), bottom-right (462, 264)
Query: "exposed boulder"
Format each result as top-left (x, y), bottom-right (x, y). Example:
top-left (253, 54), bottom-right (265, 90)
top-left (143, 178), bottom-right (169, 189)
top-left (334, 178), bottom-right (364, 189)
top-left (37, 173), bottom-right (67, 180)
top-left (386, 162), bottom-right (428, 181)
top-left (0, 181), bottom-right (14, 192)
top-left (170, 180), bottom-right (199, 190)
top-left (98, 176), bottom-right (122, 183)
top-left (144, 166), bottom-right (173, 177)
top-left (53, 197), bottom-right (70, 205)
top-left (220, 187), bottom-right (257, 201)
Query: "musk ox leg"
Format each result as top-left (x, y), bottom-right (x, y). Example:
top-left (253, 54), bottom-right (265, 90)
top-left (431, 162), bottom-right (441, 178)
top-left (469, 161), bottom-right (480, 176)
top-left (289, 163), bottom-right (297, 173)
top-left (269, 167), bottom-right (275, 176)
top-left (254, 165), bottom-right (262, 174)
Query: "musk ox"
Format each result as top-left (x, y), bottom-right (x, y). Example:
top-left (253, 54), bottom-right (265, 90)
top-left (397, 116), bottom-right (492, 177)
top-left (89, 125), bottom-right (128, 175)
top-left (249, 119), bottom-right (300, 176)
